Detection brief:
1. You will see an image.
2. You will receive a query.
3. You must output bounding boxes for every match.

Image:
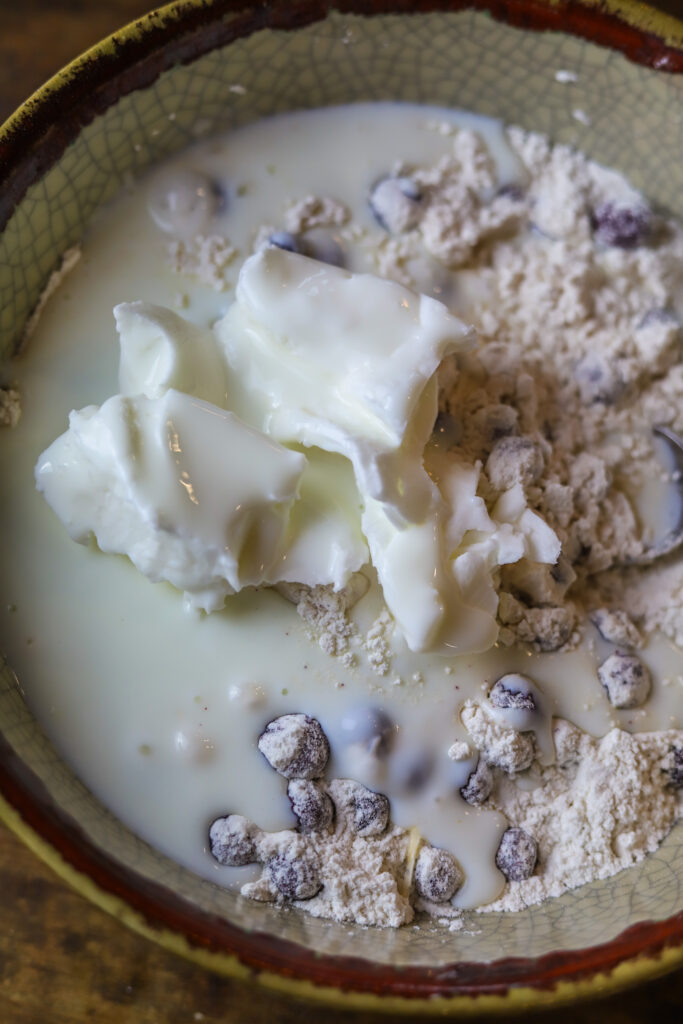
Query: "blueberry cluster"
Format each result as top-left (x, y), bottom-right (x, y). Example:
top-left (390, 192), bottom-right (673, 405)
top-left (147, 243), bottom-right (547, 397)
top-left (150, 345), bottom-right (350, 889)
top-left (209, 712), bottom-right (468, 906)
top-left (458, 750), bottom-right (538, 883)
top-left (458, 674), bottom-right (539, 883)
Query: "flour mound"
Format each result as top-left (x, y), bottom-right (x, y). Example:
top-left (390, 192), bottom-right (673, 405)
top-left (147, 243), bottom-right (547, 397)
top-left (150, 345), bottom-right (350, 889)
top-left (482, 724), bottom-right (683, 912)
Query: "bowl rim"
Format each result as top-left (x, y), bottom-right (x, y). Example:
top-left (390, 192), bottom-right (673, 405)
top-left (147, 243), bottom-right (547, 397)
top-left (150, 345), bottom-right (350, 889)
top-left (2, 0), bottom-right (683, 1012)
top-left (3, 730), bottom-right (683, 1013)
top-left (2, 0), bottom-right (683, 240)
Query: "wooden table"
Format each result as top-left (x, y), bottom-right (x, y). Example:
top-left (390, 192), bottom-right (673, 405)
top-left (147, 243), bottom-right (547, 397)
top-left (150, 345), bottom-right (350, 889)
top-left (1, 3), bottom-right (682, 1021)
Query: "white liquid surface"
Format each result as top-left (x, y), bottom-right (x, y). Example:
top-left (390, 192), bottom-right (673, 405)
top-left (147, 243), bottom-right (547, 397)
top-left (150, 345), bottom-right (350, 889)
top-left (1, 103), bottom-right (681, 913)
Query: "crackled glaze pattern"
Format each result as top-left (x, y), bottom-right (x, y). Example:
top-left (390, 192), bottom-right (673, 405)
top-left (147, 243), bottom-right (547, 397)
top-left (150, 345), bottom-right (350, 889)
top-left (1, 7), bottom-right (683, 968)
top-left (3, 10), bottom-right (683, 359)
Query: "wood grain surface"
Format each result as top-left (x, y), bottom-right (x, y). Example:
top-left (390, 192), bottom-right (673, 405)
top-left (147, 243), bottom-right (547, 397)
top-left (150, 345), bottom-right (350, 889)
top-left (1, 3), bottom-right (682, 1021)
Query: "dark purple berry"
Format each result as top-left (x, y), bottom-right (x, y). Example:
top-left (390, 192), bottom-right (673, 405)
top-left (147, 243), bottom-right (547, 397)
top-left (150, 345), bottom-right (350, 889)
top-left (287, 779), bottom-right (334, 833)
top-left (369, 176), bottom-right (422, 233)
top-left (496, 827), bottom-right (537, 881)
top-left (257, 714), bottom-right (329, 780)
top-left (497, 183), bottom-right (525, 201)
top-left (550, 556), bottom-right (574, 586)
top-left (339, 705), bottom-right (396, 757)
top-left (209, 178), bottom-right (228, 213)
top-left (208, 814), bottom-right (258, 866)
top-left (414, 846), bottom-right (463, 902)
top-left (269, 230), bottom-right (301, 253)
top-left (535, 610), bottom-right (575, 652)
top-left (472, 403), bottom-right (518, 444)
top-left (459, 757), bottom-right (493, 806)
top-left (350, 784), bottom-right (390, 837)
top-left (485, 436), bottom-right (544, 490)
top-left (489, 675), bottom-right (536, 712)
top-left (589, 608), bottom-right (641, 648)
top-left (574, 353), bottom-right (625, 404)
top-left (591, 200), bottom-right (651, 248)
top-left (664, 746), bottom-right (683, 789)
top-left (393, 749), bottom-right (434, 794)
top-left (266, 851), bottom-right (322, 900)
top-left (598, 651), bottom-right (651, 709)
top-left (638, 307), bottom-right (678, 330)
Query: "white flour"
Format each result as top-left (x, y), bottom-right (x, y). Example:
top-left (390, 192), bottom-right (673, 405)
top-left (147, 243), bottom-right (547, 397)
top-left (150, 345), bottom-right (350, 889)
top-left (482, 722), bottom-right (683, 912)
top-left (287, 122), bottom-right (683, 660)
top-left (239, 780), bottom-right (420, 928)
top-left (167, 234), bottom-right (238, 290)
top-left (285, 195), bottom-right (350, 233)
top-left (283, 582), bottom-right (357, 657)
top-left (363, 610), bottom-right (394, 676)
top-left (253, 118), bottom-right (683, 925)
top-left (461, 701), bottom-right (535, 774)
top-left (361, 122), bottom-right (683, 658)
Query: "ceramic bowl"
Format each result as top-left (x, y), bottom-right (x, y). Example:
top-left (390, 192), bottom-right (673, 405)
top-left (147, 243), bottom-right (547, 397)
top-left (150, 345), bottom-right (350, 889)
top-left (1, 0), bottom-right (683, 1013)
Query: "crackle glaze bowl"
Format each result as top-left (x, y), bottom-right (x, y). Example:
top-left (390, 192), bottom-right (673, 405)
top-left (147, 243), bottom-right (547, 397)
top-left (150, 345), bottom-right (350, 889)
top-left (1, 0), bottom-right (683, 1014)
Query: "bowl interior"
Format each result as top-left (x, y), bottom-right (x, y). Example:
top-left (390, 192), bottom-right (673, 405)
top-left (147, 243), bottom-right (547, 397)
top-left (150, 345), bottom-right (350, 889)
top-left (1, 2), bottom-right (683, 973)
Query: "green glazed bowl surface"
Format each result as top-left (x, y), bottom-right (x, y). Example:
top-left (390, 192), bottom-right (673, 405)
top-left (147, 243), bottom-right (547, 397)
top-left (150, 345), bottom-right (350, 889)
top-left (2, 0), bottom-right (683, 1013)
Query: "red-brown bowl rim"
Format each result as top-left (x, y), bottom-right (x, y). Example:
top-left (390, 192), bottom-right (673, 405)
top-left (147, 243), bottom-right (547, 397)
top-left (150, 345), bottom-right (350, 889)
top-left (1, 0), bottom-right (683, 1008)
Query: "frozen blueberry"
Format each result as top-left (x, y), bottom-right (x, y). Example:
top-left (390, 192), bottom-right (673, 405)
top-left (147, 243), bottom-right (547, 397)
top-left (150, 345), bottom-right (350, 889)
top-left (208, 814), bottom-right (258, 866)
top-left (553, 718), bottom-right (582, 768)
top-left (148, 168), bottom-right (222, 237)
top-left (590, 608), bottom-right (642, 648)
top-left (369, 176), bottom-right (422, 233)
top-left (287, 779), bottom-right (334, 833)
top-left (268, 230), bottom-right (301, 253)
top-left (393, 749), bottom-right (434, 794)
top-left (349, 782), bottom-right (390, 837)
top-left (506, 561), bottom-right (575, 607)
top-left (496, 183), bottom-right (525, 201)
top-left (664, 746), bottom-right (683, 789)
top-left (459, 757), bottom-right (493, 806)
top-left (550, 556), bottom-right (575, 588)
top-left (414, 846), bottom-right (463, 903)
top-left (574, 352), bottom-right (625, 405)
top-left (489, 675), bottom-right (536, 712)
top-left (266, 850), bottom-right (322, 900)
top-left (591, 200), bottom-right (651, 248)
top-left (258, 714), bottom-right (330, 780)
top-left (598, 652), bottom-right (651, 709)
top-left (638, 307), bottom-right (679, 331)
top-left (520, 607), bottom-right (575, 653)
top-left (485, 436), bottom-right (544, 491)
top-left (471, 403), bottom-right (519, 444)
top-left (339, 705), bottom-right (396, 757)
top-left (495, 827), bottom-right (537, 882)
